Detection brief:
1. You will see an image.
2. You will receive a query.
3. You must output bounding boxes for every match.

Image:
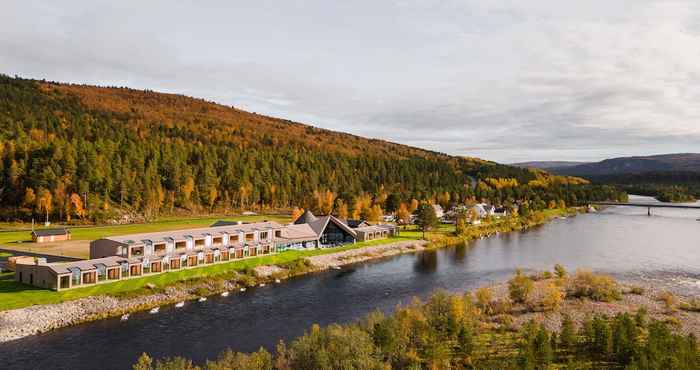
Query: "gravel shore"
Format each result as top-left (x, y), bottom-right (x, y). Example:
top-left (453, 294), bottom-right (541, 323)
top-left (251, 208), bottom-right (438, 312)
top-left (484, 278), bottom-right (700, 339)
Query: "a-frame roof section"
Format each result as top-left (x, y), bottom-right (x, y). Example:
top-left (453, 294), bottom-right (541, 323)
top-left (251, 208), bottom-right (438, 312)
top-left (304, 214), bottom-right (357, 238)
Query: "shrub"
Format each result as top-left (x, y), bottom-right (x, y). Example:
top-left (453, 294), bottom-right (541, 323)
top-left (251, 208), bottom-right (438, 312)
top-left (657, 291), bottom-right (678, 311)
top-left (237, 274), bottom-right (257, 288)
top-left (567, 270), bottom-right (621, 302)
top-left (194, 286), bottom-right (211, 297)
top-left (554, 264), bottom-right (567, 279)
top-left (541, 283), bottom-right (565, 311)
top-left (679, 298), bottom-right (700, 312)
top-left (508, 269), bottom-right (534, 304)
top-left (490, 298), bottom-right (513, 315)
top-left (629, 286), bottom-right (645, 295)
top-left (559, 315), bottom-right (576, 349)
top-left (475, 287), bottom-right (493, 314)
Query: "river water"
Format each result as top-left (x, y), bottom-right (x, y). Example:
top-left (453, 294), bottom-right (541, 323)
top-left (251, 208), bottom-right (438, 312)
top-left (1, 196), bottom-right (699, 369)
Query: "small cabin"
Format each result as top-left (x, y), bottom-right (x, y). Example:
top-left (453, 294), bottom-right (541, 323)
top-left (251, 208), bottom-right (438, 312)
top-left (31, 228), bottom-right (71, 243)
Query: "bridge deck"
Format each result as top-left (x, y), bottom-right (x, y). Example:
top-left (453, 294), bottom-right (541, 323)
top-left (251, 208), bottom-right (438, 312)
top-left (590, 202), bottom-right (700, 210)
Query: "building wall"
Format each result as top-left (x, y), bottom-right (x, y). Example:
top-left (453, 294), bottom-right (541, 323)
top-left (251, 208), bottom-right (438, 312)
top-left (33, 234), bottom-right (70, 243)
top-left (90, 239), bottom-right (124, 259)
top-left (15, 263), bottom-right (58, 290)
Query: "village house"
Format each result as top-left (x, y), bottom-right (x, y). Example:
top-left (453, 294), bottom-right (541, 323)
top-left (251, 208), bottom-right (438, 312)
top-left (431, 204), bottom-right (445, 219)
top-left (31, 228), bottom-right (71, 243)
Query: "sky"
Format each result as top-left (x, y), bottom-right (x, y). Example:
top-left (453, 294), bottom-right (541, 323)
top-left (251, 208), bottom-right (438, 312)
top-left (2, 1), bottom-right (700, 163)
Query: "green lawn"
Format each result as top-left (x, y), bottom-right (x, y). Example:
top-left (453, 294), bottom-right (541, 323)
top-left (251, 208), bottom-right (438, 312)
top-left (0, 214), bottom-right (291, 245)
top-left (0, 235), bottom-right (422, 311)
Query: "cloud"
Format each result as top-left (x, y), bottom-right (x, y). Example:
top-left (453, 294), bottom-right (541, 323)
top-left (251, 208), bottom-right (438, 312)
top-left (2, 0), bottom-right (700, 163)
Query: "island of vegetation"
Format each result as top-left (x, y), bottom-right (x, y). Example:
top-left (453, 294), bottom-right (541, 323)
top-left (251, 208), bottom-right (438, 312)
top-left (131, 267), bottom-right (700, 369)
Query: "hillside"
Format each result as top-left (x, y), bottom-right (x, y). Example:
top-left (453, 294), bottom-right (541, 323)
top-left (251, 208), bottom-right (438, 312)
top-left (0, 75), bottom-right (621, 222)
top-left (511, 161), bottom-right (589, 170)
top-left (540, 154), bottom-right (700, 202)
top-left (553, 153), bottom-right (700, 176)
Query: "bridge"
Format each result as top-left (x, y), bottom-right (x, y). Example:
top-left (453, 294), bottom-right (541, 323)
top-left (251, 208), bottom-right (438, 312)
top-left (589, 202), bottom-right (700, 216)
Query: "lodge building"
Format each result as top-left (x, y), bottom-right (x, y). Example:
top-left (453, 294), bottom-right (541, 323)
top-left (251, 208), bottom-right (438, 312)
top-left (15, 214), bottom-right (396, 291)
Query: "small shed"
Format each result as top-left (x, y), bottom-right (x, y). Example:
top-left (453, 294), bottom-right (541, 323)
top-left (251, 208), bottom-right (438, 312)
top-left (31, 228), bottom-right (72, 243)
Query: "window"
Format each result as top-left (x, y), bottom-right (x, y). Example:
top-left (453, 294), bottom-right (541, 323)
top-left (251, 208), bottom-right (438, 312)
top-left (230, 235), bottom-right (239, 243)
top-left (275, 230), bottom-right (282, 238)
top-left (154, 243), bottom-right (166, 253)
top-left (70, 268), bottom-right (81, 286)
top-left (259, 232), bottom-right (268, 240)
top-left (245, 233), bottom-right (255, 242)
top-left (195, 239), bottom-right (205, 247)
top-left (96, 265), bottom-right (107, 281)
top-left (83, 272), bottom-right (96, 284)
top-left (131, 246), bottom-right (144, 257)
top-left (60, 276), bottom-right (70, 289)
top-left (151, 262), bottom-right (162, 273)
top-left (175, 241), bottom-right (186, 249)
top-left (212, 237), bottom-right (223, 246)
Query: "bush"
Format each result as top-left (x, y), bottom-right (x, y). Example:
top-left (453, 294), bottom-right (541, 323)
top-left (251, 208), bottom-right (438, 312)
top-left (629, 286), bottom-right (645, 295)
top-left (679, 297), bottom-right (700, 312)
top-left (657, 291), bottom-right (678, 311)
top-left (508, 269), bottom-right (534, 304)
top-left (475, 287), bottom-right (493, 314)
top-left (541, 283), bottom-right (565, 311)
top-left (554, 264), bottom-right (567, 279)
top-left (567, 270), bottom-right (621, 302)
top-left (194, 286), bottom-right (211, 297)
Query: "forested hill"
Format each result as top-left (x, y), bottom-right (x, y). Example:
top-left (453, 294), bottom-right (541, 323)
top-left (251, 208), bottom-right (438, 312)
top-left (0, 75), bottom-right (622, 222)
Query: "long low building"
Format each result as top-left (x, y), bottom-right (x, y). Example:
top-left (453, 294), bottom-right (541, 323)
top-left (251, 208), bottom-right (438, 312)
top-left (15, 215), bottom-right (397, 291)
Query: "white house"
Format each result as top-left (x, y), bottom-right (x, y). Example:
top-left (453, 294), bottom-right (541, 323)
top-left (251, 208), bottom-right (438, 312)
top-left (431, 204), bottom-right (445, 219)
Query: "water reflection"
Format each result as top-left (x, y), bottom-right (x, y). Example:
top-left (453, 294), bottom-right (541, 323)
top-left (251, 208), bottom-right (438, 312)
top-left (414, 250), bottom-right (438, 273)
top-left (453, 242), bottom-right (467, 263)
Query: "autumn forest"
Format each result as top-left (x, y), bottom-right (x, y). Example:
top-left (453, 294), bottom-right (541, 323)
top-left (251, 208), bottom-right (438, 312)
top-left (0, 75), bottom-right (626, 223)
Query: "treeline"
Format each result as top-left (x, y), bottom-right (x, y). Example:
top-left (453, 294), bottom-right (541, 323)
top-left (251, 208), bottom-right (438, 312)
top-left (132, 288), bottom-right (698, 369)
top-left (0, 75), bottom-right (625, 223)
top-left (588, 172), bottom-right (700, 203)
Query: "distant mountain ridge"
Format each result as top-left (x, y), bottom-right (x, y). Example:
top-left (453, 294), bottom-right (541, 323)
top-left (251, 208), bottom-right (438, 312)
top-left (511, 161), bottom-right (589, 170)
top-left (552, 153), bottom-right (700, 176)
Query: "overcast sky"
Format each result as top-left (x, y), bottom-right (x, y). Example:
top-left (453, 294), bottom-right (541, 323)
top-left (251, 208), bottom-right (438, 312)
top-left (3, 1), bottom-right (700, 163)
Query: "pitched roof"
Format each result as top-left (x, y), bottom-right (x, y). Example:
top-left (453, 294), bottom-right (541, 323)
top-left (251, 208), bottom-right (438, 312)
top-left (278, 224), bottom-right (319, 242)
top-left (294, 209), bottom-right (318, 225)
top-left (305, 215), bottom-right (357, 238)
top-left (47, 256), bottom-right (126, 275)
top-left (343, 219), bottom-right (370, 228)
top-left (31, 228), bottom-right (70, 237)
top-left (99, 221), bottom-right (284, 246)
top-left (355, 224), bottom-right (396, 233)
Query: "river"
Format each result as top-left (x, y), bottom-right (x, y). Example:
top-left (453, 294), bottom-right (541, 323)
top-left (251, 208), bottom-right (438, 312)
top-left (1, 196), bottom-right (699, 369)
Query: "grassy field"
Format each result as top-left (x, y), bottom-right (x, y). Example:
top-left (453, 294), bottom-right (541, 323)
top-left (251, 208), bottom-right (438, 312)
top-left (0, 214), bottom-right (290, 244)
top-left (0, 234), bottom-right (422, 311)
top-left (0, 214), bottom-right (291, 259)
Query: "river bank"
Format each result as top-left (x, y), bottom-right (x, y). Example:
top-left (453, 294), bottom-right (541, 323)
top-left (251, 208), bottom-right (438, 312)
top-left (0, 209), bottom-right (578, 343)
top-left (0, 239), bottom-right (429, 343)
top-left (482, 274), bottom-right (700, 340)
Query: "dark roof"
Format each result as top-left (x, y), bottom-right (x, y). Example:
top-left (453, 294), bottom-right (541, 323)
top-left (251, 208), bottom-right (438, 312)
top-left (31, 228), bottom-right (70, 237)
top-left (210, 220), bottom-right (238, 227)
top-left (343, 219), bottom-right (370, 228)
top-left (312, 216), bottom-right (357, 238)
top-left (294, 209), bottom-right (318, 225)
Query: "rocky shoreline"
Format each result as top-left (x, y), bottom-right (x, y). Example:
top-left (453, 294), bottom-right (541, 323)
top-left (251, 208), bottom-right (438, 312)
top-left (0, 239), bottom-right (429, 343)
top-left (481, 276), bottom-right (700, 340)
